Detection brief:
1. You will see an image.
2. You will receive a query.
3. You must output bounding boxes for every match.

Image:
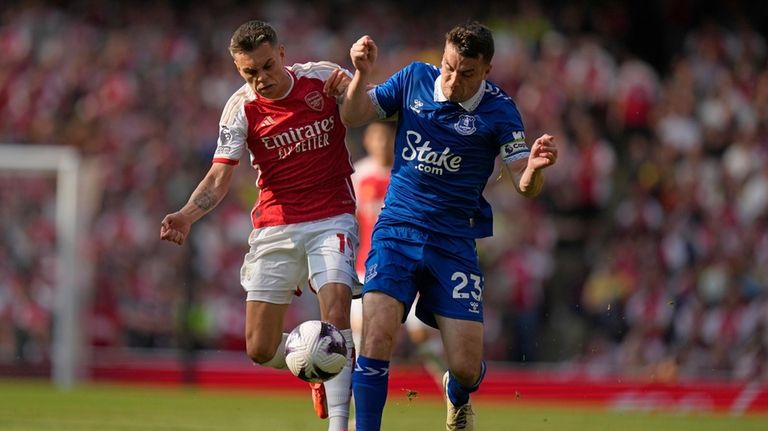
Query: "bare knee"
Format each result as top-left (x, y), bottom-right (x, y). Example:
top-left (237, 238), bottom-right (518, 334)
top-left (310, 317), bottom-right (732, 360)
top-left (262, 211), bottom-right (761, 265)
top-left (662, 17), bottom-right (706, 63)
top-left (449, 364), bottom-right (481, 386)
top-left (435, 316), bottom-right (484, 387)
top-left (359, 293), bottom-right (403, 359)
top-left (360, 325), bottom-right (399, 358)
top-left (244, 301), bottom-right (289, 365)
top-left (246, 337), bottom-right (278, 364)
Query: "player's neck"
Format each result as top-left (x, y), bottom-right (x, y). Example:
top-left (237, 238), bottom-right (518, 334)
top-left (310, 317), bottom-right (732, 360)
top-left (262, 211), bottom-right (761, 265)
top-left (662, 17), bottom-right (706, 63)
top-left (263, 69), bottom-right (293, 100)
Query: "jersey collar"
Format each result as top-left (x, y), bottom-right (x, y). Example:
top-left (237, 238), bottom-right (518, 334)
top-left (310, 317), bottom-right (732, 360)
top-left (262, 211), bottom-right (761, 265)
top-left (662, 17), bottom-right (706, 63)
top-left (275, 67), bottom-right (296, 100)
top-left (433, 75), bottom-right (485, 112)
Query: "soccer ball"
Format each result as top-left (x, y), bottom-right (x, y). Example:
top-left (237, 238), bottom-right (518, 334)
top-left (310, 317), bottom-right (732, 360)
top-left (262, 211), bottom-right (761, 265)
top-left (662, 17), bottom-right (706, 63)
top-left (285, 320), bottom-right (348, 383)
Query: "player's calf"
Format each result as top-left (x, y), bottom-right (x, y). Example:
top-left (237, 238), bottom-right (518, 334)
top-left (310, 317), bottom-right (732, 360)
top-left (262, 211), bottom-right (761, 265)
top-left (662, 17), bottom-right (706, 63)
top-left (249, 333), bottom-right (288, 368)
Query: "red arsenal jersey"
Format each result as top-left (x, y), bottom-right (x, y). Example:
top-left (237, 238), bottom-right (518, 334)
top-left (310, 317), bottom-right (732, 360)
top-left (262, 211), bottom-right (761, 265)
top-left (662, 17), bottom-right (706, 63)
top-left (351, 157), bottom-right (390, 275)
top-left (213, 62), bottom-right (356, 228)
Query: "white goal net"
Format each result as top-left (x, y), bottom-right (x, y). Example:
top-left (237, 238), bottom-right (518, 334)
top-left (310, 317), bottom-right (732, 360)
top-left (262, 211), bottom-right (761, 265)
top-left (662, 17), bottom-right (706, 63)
top-left (0, 144), bottom-right (85, 388)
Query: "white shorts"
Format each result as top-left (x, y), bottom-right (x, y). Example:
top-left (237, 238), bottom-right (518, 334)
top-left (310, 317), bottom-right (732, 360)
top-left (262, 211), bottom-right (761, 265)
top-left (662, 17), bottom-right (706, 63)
top-left (240, 213), bottom-right (359, 304)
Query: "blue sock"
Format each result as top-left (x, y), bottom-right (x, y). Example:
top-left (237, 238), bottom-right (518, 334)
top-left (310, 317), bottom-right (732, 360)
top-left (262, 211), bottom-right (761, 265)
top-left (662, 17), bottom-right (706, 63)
top-left (352, 355), bottom-right (390, 431)
top-left (447, 361), bottom-right (486, 407)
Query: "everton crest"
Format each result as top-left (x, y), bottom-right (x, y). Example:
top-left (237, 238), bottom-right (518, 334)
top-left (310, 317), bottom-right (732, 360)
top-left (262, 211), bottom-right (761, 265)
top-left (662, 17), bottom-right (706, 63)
top-left (454, 114), bottom-right (476, 136)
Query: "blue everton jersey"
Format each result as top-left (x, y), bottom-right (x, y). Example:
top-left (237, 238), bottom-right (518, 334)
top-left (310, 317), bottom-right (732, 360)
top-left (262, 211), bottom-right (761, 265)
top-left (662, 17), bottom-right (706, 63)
top-left (369, 62), bottom-right (529, 238)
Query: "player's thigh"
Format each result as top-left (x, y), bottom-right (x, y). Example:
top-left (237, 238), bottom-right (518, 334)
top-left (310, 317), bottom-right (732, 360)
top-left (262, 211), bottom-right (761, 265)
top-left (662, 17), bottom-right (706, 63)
top-left (240, 226), bottom-right (307, 304)
top-left (359, 225), bottom-right (425, 358)
top-left (416, 240), bottom-right (484, 328)
top-left (362, 224), bottom-right (424, 317)
top-left (434, 314), bottom-right (484, 381)
top-left (304, 213), bottom-right (359, 293)
top-left (405, 300), bottom-right (439, 344)
top-left (359, 291), bottom-right (405, 359)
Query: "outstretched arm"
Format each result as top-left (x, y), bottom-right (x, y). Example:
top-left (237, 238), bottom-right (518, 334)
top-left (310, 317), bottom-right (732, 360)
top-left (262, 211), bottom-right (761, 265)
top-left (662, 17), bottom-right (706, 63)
top-left (504, 134), bottom-right (557, 198)
top-left (160, 162), bottom-right (235, 245)
top-left (341, 35), bottom-right (381, 128)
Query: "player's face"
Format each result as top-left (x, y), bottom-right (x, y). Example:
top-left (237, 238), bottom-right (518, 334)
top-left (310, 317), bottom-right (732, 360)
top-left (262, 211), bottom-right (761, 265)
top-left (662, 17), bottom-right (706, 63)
top-left (440, 42), bottom-right (491, 103)
top-left (363, 123), bottom-right (395, 167)
top-left (233, 42), bottom-right (290, 99)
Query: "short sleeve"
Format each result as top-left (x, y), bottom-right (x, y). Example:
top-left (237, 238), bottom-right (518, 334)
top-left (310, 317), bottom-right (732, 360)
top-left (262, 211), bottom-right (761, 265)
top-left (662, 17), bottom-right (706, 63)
top-left (497, 104), bottom-right (529, 163)
top-left (371, 63), bottom-right (413, 119)
top-left (213, 90), bottom-right (249, 165)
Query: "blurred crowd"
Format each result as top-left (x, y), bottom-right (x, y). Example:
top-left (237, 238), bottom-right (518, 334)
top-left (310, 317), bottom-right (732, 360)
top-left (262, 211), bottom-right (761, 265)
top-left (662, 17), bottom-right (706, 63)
top-left (1, 1), bottom-right (767, 382)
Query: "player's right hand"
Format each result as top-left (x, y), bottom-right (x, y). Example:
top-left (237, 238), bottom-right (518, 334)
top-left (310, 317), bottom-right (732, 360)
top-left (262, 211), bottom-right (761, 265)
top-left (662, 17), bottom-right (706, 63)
top-left (160, 212), bottom-right (191, 245)
top-left (350, 35), bottom-right (377, 74)
top-left (323, 68), bottom-right (351, 97)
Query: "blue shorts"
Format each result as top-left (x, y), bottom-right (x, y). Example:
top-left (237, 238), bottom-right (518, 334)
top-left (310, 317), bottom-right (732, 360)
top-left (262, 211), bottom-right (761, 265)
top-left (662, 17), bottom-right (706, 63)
top-left (362, 223), bottom-right (484, 328)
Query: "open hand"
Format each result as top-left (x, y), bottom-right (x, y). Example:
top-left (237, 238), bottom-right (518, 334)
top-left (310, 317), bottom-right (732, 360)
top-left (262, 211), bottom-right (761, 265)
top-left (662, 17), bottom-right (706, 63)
top-left (323, 68), bottom-right (351, 97)
top-left (528, 134), bottom-right (557, 171)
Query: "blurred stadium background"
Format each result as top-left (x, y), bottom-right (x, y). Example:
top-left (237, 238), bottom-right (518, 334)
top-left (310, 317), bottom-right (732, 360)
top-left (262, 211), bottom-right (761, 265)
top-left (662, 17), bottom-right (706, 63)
top-left (1, 0), bottom-right (768, 423)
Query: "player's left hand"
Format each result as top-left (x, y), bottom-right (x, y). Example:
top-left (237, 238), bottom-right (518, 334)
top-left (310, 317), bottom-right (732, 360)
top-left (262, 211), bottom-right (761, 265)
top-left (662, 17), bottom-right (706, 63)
top-left (323, 68), bottom-right (351, 97)
top-left (528, 134), bottom-right (557, 171)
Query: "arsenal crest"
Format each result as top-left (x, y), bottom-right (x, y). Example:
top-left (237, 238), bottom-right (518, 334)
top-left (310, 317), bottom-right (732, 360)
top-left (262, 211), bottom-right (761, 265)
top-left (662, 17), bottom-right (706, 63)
top-left (305, 91), bottom-right (324, 112)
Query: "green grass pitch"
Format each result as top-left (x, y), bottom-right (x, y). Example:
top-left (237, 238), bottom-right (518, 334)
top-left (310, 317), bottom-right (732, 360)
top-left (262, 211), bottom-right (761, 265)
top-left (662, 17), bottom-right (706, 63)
top-left (0, 378), bottom-right (765, 430)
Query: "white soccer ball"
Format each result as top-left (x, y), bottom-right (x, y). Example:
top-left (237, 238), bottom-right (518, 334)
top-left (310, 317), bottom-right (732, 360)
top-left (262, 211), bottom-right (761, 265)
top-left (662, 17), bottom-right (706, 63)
top-left (285, 320), bottom-right (348, 383)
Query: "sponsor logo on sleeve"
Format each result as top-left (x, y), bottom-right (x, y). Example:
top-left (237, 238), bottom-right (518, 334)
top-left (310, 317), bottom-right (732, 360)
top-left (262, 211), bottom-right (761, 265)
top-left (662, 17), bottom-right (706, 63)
top-left (219, 125), bottom-right (232, 145)
top-left (501, 131), bottom-right (529, 162)
top-left (216, 125), bottom-right (235, 155)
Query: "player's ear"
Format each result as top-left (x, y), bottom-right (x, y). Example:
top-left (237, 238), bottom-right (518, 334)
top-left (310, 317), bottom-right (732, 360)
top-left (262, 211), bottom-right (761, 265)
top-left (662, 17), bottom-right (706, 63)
top-left (232, 53), bottom-right (243, 71)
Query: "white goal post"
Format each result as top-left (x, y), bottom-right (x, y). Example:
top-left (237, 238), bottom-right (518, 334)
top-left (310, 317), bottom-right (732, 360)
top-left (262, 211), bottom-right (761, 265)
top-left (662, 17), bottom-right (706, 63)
top-left (0, 144), bottom-right (84, 389)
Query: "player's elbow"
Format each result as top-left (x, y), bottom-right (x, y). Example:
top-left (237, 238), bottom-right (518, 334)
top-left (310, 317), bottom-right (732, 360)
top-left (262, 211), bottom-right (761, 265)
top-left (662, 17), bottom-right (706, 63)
top-left (516, 181), bottom-right (543, 198)
top-left (340, 110), bottom-right (369, 129)
top-left (340, 101), bottom-right (379, 128)
top-left (339, 115), bottom-right (357, 128)
top-left (517, 187), bottom-right (540, 198)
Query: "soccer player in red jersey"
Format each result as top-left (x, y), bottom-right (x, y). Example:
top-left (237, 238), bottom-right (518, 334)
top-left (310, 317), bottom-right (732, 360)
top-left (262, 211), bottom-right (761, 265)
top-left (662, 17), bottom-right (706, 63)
top-left (351, 122), bottom-right (395, 279)
top-left (161, 20), bottom-right (357, 431)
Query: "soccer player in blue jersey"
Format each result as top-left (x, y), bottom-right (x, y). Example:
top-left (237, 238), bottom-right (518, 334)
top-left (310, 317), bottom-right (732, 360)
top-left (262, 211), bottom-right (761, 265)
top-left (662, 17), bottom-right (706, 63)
top-left (339, 22), bottom-right (558, 430)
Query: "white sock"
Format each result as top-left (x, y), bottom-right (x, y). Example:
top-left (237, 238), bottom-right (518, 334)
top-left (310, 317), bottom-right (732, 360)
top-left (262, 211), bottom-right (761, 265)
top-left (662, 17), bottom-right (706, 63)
top-left (259, 333), bottom-right (288, 369)
top-left (325, 328), bottom-right (354, 431)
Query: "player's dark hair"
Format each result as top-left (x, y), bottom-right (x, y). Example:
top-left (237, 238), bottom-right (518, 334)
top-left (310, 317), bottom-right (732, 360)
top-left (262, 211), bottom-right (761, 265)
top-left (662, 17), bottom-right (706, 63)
top-left (445, 21), bottom-right (494, 63)
top-left (229, 20), bottom-right (278, 56)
